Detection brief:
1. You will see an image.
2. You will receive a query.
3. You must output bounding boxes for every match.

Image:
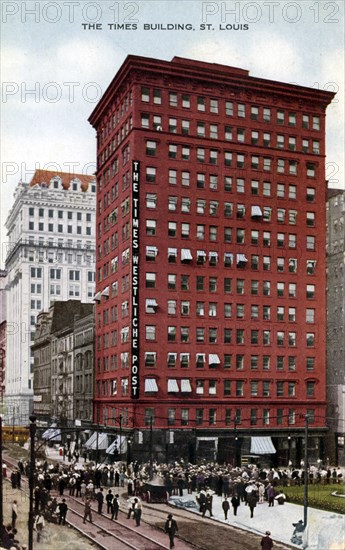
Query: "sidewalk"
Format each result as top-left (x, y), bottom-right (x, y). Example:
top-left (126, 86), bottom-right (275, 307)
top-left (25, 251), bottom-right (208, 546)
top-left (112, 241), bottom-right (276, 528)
top-left (169, 492), bottom-right (345, 550)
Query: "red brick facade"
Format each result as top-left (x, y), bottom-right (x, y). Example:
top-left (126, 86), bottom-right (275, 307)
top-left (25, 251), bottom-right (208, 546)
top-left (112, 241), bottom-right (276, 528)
top-left (89, 56), bottom-right (334, 463)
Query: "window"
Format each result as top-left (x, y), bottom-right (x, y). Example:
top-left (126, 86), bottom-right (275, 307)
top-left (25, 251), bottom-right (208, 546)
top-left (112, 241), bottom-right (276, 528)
top-left (168, 170), bottom-right (177, 185)
top-left (146, 140), bottom-right (157, 156)
top-left (169, 144), bottom-right (177, 158)
top-left (237, 128), bottom-right (245, 142)
top-left (288, 307), bottom-right (296, 322)
top-left (145, 325), bottom-right (156, 340)
top-left (226, 101), bottom-right (233, 116)
top-left (181, 275), bottom-right (189, 290)
top-left (262, 306), bottom-right (270, 321)
top-left (306, 212), bottom-right (315, 227)
top-left (196, 409), bottom-right (203, 425)
top-left (306, 309), bottom-right (315, 323)
top-left (263, 330), bottom-right (271, 345)
top-left (182, 94), bottom-right (190, 108)
top-left (238, 104), bottom-right (245, 118)
top-left (225, 125), bottom-right (232, 140)
top-left (307, 162), bottom-right (316, 177)
top-left (236, 380), bottom-right (244, 396)
top-left (288, 112), bottom-right (296, 126)
top-left (197, 96), bottom-right (206, 111)
top-left (263, 107), bottom-right (271, 122)
top-left (146, 220), bottom-right (156, 236)
top-left (182, 120), bottom-right (190, 135)
top-left (289, 234), bottom-right (297, 249)
top-left (236, 329), bottom-right (245, 344)
top-left (312, 116), bottom-right (320, 130)
top-left (237, 154), bottom-right (245, 168)
top-left (251, 106), bottom-right (259, 120)
top-left (306, 284), bottom-right (315, 299)
top-left (251, 330), bottom-right (259, 344)
top-left (169, 92), bottom-right (178, 107)
top-left (210, 124), bottom-right (218, 138)
top-left (196, 276), bottom-right (204, 291)
top-left (168, 222), bottom-right (177, 238)
top-left (288, 356), bottom-right (296, 371)
top-left (169, 118), bottom-right (177, 133)
top-left (181, 409), bottom-right (189, 426)
top-left (306, 187), bottom-right (315, 202)
top-left (263, 356), bottom-right (270, 370)
top-left (181, 197), bottom-right (191, 213)
top-left (277, 110), bottom-right (284, 125)
top-left (288, 382), bottom-right (296, 397)
top-left (289, 332), bottom-right (296, 346)
top-left (181, 223), bottom-right (190, 239)
top-left (196, 380), bottom-right (204, 395)
top-left (145, 272), bottom-right (156, 288)
top-left (182, 147), bottom-right (190, 160)
top-left (286, 284), bottom-right (296, 300)
top-left (306, 357), bottom-right (315, 371)
top-left (307, 235), bottom-right (315, 250)
top-left (146, 167), bottom-right (156, 182)
top-left (209, 380), bottom-right (217, 395)
top-left (210, 150), bottom-right (218, 164)
top-left (141, 87), bottom-right (149, 102)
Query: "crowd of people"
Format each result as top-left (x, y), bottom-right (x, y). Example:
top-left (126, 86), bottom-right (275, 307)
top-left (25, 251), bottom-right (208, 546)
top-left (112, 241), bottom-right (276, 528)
top-left (1, 452), bottom-right (344, 549)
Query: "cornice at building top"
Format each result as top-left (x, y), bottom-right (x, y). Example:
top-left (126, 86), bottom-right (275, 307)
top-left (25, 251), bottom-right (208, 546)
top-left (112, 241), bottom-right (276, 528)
top-left (89, 54), bottom-right (335, 127)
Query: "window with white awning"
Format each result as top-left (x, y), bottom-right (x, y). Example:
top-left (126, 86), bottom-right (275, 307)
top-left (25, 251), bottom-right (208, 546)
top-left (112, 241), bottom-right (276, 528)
top-left (144, 378), bottom-right (159, 392)
top-left (168, 379), bottom-right (179, 392)
top-left (181, 379), bottom-right (192, 392)
top-left (181, 248), bottom-right (193, 261)
top-left (209, 354), bottom-right (220, 366)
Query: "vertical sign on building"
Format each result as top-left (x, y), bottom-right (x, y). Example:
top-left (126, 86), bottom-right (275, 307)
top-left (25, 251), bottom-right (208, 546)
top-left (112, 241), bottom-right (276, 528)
top-left (131, 161), bottom-right (140, 399)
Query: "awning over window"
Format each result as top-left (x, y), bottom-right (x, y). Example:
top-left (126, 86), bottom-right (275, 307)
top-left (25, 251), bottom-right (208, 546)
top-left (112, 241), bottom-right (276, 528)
top-left (251, 205), bottom-right (263, 217)
top-left (146, 246), bottom-right (158, 257)
top-left (224, 252), bottom-right (233, 261)
top-left (209, 354), bottom-right (221, 366)
top-left (197, 250), bottom-right (206, 257)
top-left (181, 249), bottom-right (193, 261)
top-left (168, 248), bottom-right (177, 257)
top-left (236, 253), bottom-right (248, 264)
top-left (168, 379), bottom-right (179, 392)
top-left (41, 426), bottom-right (61, 442)
top-left (145, 378), bottom-right (159, 392)
top-left (146, 299), bottom-right (158, 308)
top-left (181, 379), bottom-right (192, 392)
top-left (84, 432), bottom-right (109, 450)
top-left (94, 291), bottom-right (101, 302)
top-left (250, 436), bottom-right (276, 455)
top-left (106, 436), bottom-right (126, 455)
top-left (101, 286), bottom-right (109, 297)
top-left (209, 251), bottom-right (218, 259)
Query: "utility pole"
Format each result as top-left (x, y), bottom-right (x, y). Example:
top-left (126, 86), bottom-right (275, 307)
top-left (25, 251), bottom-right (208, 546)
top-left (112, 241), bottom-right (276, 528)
top-left (12, 406), bottom-right (15, 444)
top-left (95, 407), bottom-right (100, 466)
top-left (149, 416), bottom-right (153, 480)
top-left (28, 414), bottom-right (37, 550)
top-left (119, 414), bottom-right (123, 460)
top-left (303, 414), bottom-right (310, 528)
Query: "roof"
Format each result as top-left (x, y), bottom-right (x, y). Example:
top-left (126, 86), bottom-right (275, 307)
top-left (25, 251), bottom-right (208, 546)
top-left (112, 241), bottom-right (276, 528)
top-left (327, 188), bottom-right (345, 200)
top-left (50, 301), bottom-right (94, 334)
top-left (89, 54), bottom-right (336, 127)
top-left (29, 169), bottom-right (95, 192)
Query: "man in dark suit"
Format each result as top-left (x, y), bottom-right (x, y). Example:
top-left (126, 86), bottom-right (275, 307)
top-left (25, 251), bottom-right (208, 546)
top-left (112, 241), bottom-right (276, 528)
top-left (165, 513), bottom-right (178, 549)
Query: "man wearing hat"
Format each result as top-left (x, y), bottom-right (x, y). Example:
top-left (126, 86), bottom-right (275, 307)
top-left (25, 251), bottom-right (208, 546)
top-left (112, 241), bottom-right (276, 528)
top-left (261, 530), bottom-right (273, 549)
top-left (164, 513), bottom-right (178, 549)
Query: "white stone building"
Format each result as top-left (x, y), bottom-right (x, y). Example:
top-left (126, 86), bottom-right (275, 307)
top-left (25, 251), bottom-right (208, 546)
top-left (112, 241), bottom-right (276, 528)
top-left (4, 170), bottom-right (96, 425)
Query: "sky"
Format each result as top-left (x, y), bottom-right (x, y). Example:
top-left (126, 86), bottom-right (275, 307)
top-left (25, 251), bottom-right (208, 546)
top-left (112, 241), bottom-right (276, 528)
top-left (1, 0), bottom-right (344, 269)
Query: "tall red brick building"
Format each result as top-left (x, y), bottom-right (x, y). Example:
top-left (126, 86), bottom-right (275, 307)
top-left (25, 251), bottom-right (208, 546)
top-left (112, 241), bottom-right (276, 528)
top-left (89, 56), bottom-right (334, 465)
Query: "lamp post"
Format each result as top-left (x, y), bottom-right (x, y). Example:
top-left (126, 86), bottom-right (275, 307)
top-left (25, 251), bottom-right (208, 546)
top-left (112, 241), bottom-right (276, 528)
top-left (303, 414), bottom-right (310, 529)
top-left (28, 414), bottom-right (37, 550)
top-left (126, 436), bottom-right (132, 466)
